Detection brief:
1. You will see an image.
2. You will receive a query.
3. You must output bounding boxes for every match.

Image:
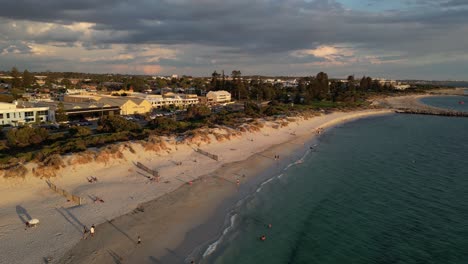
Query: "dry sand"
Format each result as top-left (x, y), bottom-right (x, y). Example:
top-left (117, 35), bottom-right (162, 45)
top-left (0, 109), bottom-right (392, 264)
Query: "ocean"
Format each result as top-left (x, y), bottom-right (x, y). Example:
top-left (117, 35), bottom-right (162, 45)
top-left (420, 95), bottom-right (468, 112)
top-left (200, 108), bottom-right (468, 263)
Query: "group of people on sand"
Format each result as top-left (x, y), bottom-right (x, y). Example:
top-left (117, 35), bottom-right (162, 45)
top-left (92, 196), bottom-right (105, 203)
top-left (87, 176), bottom-right (98, 183)
top-left (274, 155), bottom-right (280, 160)
top-left (148, 176), bottom-right (160, 183)
top-left (82, 224), bottom-right (95, 240)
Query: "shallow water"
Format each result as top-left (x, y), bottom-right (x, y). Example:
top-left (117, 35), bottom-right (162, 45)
top-left (202, 114), bottom-right (468, 264)
top-left (421, 96), bottom-right (468, 112)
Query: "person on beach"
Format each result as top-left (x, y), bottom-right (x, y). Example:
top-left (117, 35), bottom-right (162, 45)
top-left (90, 225), bottom-right (95, 237)
top-left (82, 225), bottom-right (88, 240)
top-left (137, 236), bottom-right (141, 244)
top-left (236, 179), bottom-right (240, 186)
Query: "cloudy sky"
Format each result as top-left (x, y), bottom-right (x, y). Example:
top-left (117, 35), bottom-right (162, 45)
top-left (0, 0), bottom-right (467, 79)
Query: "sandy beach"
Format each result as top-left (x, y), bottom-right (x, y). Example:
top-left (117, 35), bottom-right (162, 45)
top-left (0, 108), bottom-right (393, 264)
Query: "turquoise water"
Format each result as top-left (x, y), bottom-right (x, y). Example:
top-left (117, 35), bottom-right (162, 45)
top-left (202, 114), bottom-right (468, 264)
top-left (421, 96), bottom-right (468, 112)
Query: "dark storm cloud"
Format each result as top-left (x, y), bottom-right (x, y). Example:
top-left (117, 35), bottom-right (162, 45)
top-left (0, 0), bottom-right (467, 55)
top-left (0, 0), bottom-right (468, 78)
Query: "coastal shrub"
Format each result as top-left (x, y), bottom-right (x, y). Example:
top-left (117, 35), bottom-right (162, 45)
top-left (3, 164), bottom-right (28, 178)
top-left (186, 105), bottom-right (211, 120)
top-left (69, 126), bottom-right (92, 137)
top-left (244, 102), bottom-right (262, 117)
top-left (142, 136), bottom-right (168, 152)
top-left (33, 154), bottom-right (65, 178)
top-left (6, 127), bottom-right (49, 147)
top-left (68, 151), bottom-right (95, 165)
top-left (263, 104), bottom-right (288, 116)
top-left (147, 117), bottom-right (192, 134)
top-left (95, 145), bottom-right (124, 164)
top-left (98, 116), bottom-right (141, 133)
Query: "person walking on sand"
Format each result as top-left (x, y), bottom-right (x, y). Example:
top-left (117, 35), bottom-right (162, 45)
top-left (90, 225), bottom-right (95, 237)
top-left (82, 225), bottom-right (88, 240)
top-left (137, 236), bottom-right (141, 245)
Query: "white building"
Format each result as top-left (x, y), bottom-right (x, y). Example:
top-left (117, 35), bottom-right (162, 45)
top-left (206, 90), bottom-right (231, 104)
top-left (134, 93), bottom-right (199, 109)
top-left (394, 83), bottom-right (411, 90)
top-left (0, 102), bottom-right (51, 126)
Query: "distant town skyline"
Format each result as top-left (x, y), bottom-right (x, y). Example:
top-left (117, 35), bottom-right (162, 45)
top-left (1, 0), bottom-right (468, 80)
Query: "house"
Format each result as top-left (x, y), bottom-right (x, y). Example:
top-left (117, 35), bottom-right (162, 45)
top-left (0, 102), bottom-right (51, 126)
top-left (206, 90), bottom-right (231, 104)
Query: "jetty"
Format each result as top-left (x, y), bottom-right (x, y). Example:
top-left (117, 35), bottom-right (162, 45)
top-left (395, 109), bottom-right (468, 118)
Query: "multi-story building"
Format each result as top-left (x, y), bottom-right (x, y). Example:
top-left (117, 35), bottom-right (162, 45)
top-left (0, 102), bottom-right (51, 126)
top-left (135, 93), bottom-right (199, 109)
top-left (206, 90), bottom-right (231, 104)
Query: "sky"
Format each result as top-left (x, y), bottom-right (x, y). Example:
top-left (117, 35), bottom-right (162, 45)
top-left (0, 0), bottom-right (467, 80)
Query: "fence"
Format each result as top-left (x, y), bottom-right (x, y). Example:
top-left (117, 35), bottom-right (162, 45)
top-left (195, 148), bottom-right (219, 161)
top-left (136, 162), bottom-right (159, 177)
top-left (46, 180), bottom-right (82, 205)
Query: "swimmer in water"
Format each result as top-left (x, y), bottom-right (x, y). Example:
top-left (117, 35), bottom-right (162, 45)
top-left (260, 235), bottom-right (266, 241)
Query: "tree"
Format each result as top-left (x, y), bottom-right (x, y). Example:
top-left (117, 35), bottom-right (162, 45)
top-left (360, 76), bottom-right (373, 91)
top-left (315, 72), bottom-right (329, 100)
top-left (11, 67), bottom-right (21, 88)
top-left (210, 71), bottom-right (221, 90)
top-left (60, 78), bottom-right (72, 88)
top-left (22, 70), bottom-right (34, 88)
top-left (55, 102), bottom-right (68, 123)
top-left (231, 70), bottom-right (241, 81)
top-left (347, 75), bottom-right (356, 93)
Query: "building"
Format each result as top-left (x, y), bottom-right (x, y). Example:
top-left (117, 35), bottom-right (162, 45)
top-left (0, 102), bottom-right (51, 126)
top-left (394, 83), bottom-right (411, 90)
top-left (63, 95), bottom-right (100, 103)
top-left (135, 93), bottom-right (199, 109)
top-left (97, 97), bottom-right (152, 115)
top-left (206, 90), bottom-right (231, 104)
top-left (25, 101), bottom-right (120, 121)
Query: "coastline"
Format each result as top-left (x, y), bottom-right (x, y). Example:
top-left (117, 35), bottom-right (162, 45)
top-left (0, 109), bottom-right (392, 264)
top-left (57, 109), bottom-right (393, 264)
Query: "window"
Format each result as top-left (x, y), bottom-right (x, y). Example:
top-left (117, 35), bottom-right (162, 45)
top-left (6, 113), bottom-right (10, 119)
top-left (0, 113), bottom-right (3, 119)
top-left (25, 111), bottom-right (34, 117)
top-left (37, 110), bottom-right (48, 116)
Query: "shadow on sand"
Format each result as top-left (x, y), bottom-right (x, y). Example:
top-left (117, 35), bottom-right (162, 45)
top-left (16, 205), bottom-right (32, 224)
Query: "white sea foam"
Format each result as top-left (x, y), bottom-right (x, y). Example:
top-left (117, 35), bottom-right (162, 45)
top-left (202, 214), bottom-right (237, 258)
top-left (256, 177), bottom-right (275, 193)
